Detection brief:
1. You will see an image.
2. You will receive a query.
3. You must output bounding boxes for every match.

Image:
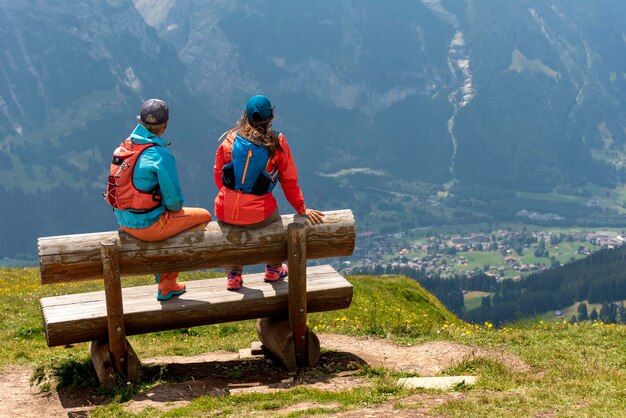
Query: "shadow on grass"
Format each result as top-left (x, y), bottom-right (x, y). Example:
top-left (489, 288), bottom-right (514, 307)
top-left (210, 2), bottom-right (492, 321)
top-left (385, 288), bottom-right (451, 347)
top-left (47, 350), bottom-right (367, 409)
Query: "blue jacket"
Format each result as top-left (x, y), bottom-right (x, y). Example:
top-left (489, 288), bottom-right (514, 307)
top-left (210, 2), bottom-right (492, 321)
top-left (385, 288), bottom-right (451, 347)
top-left (114, 124), bottom-right (184, 228)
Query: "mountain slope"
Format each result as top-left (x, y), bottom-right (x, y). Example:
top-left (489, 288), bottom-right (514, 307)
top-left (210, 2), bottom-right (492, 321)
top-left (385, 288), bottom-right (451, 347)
top-left (132, 0), bottom-right (626, 189)
top-left (0, 0), bottom-right (217, 257)
top-left (1, 0), bottom-right (625, 258)
top-left (453, 0), bottom-right (625, 189)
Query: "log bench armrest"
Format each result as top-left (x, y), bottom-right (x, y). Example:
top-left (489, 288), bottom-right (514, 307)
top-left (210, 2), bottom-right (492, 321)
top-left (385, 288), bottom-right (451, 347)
top-left (38, 209), bottom-right (355, 284)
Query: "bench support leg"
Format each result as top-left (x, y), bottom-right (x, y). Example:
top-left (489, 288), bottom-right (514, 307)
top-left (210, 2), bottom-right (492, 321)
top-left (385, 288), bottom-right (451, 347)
top-left (90, 339), bottom-right (141, 389)
top-left (256, 317), bottom-right (320, 371)
top-left (98, 241), bottom-right (142, 385)
top-left (287, 223), bottom-right (309, 367)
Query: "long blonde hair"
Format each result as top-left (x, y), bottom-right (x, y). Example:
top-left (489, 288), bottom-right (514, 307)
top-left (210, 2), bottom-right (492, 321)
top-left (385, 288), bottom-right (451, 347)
top-left (236, 111), bottom-right (282, 157)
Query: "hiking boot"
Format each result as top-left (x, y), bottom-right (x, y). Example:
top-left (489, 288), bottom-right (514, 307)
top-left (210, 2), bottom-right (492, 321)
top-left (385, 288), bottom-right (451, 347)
top-left (227, 272), bottom-right (243, 291)
top-left (264, 264), bottom-right (288, 283)
top-left (157, 275), bottom-right (186, 301)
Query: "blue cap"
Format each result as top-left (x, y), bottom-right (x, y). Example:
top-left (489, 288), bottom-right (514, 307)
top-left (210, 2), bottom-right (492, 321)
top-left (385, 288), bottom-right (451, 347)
top-left (246, 95), bottom-right (274, 123)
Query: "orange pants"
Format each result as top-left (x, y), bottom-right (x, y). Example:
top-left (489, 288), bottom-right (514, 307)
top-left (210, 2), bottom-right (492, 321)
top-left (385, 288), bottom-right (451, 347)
top-left (121, 207), bottom-right (212, 282)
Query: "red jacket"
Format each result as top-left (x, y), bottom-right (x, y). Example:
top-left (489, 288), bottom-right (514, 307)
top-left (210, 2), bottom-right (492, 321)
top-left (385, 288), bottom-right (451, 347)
top-left (214, 130), bottom-right (307, 225)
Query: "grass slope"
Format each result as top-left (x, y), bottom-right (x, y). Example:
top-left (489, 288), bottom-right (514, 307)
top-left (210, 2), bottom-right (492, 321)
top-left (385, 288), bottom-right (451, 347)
top-left (2, 268), bottom-right (626, 416)
top-left (0, 269), bottom-right (459, 366)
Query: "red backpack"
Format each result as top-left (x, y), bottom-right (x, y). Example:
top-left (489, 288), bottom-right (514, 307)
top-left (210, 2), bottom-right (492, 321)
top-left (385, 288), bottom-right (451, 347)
top-left (103, 138), bottom-right (163, 213)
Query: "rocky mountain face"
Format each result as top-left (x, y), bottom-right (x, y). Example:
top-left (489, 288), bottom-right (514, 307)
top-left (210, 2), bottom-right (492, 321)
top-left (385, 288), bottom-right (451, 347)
top-left (132, 0), bottom-right (626, 187)
top-left (0, 0), bottom-right (625, 259)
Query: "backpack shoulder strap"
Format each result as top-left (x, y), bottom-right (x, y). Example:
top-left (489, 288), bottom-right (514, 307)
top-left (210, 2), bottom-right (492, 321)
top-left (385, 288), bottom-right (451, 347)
top-left (217, 128), bottom-right (238, 144)
top-left (218, 128), bottom-right (238, 163)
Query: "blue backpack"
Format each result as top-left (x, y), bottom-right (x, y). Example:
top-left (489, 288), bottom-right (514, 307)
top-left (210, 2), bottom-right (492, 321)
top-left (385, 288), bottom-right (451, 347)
top-left (222, 133), bottom-right (280, 195)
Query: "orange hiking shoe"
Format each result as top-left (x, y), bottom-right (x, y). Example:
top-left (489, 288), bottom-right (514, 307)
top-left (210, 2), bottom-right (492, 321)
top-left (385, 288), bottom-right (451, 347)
top-left (227, 272), bottom-right (243, 291)
top-left (264, 264), bottom-right (288, 283)
top-left (157, 276), bottom-right (186, 301)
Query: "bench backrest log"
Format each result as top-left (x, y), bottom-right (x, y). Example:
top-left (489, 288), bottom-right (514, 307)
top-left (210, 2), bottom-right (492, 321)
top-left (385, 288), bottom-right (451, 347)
top-left (38, 209), bottom-right (355, 284)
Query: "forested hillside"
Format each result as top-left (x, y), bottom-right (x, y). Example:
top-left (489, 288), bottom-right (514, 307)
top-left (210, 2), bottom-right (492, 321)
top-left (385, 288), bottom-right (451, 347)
top-left (373, 244), bottom-right (626, 325)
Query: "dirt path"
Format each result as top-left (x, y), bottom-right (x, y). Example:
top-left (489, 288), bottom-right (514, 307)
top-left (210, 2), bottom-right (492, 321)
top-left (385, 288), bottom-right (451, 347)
top-left (320, 334), bottom-right (531, 374)
top-left (0, 335), bottom-right (530, 417)
top-left (0, 365), bottom-right (101, 418)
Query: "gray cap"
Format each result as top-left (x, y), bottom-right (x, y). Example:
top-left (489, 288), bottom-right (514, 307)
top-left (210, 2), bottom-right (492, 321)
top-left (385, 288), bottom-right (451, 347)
top-left (139, 99), bottom-right (169, 125)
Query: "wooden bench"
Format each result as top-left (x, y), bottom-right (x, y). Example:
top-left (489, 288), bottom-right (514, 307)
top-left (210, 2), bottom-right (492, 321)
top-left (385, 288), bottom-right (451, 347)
top-left (38, 209), bottom-right (355, 387)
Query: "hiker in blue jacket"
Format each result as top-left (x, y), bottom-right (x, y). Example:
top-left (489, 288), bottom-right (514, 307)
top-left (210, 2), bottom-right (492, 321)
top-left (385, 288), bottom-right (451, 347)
top-left (105, 99), bottom-right (212, 300)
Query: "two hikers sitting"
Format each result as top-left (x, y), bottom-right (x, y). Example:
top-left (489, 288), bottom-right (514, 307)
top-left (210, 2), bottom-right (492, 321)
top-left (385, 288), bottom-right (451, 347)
top-left (104, 96), bottom-right (323, 300)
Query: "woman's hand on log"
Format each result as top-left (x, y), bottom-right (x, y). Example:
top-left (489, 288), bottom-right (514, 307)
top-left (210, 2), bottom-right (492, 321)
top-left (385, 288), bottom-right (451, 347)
top-left (302, 209), bottom-right (325, 225)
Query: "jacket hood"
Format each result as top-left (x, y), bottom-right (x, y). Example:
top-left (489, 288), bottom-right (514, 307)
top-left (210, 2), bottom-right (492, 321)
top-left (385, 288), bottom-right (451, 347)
top-left (130, 124), bottom-right (169, 147)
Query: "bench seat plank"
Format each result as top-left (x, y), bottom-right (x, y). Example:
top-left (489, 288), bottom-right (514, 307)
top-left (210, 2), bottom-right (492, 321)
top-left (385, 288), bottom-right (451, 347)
top-left (40, 265), bottom-right (353, 347)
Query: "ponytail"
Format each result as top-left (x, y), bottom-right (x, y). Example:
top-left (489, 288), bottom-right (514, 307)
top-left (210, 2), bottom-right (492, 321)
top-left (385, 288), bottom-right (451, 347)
top-left (236, 111), bottom-right (282, 157)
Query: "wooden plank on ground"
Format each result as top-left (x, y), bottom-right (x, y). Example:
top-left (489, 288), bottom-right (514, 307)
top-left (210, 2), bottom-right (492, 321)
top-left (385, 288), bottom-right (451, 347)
top-left (40, 265), bottom-right (353, 347)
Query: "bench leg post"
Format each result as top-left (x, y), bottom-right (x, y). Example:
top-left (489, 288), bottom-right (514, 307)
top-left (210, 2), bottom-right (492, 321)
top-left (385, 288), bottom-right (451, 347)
top-left (256, 317), bottom-right (320, 371)
top-left (90, 340), bottom-right (115, 389)
top-left (98, 241), bottom-right (141, 385)
top-left (288, 223), bottom-right (309, 367)
top-left (90, 339), bottom-right (142, 389)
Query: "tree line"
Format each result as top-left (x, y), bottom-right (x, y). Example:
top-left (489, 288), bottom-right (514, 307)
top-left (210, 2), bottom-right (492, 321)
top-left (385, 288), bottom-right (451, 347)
top-left (351, 244), bottom-right (626, 325)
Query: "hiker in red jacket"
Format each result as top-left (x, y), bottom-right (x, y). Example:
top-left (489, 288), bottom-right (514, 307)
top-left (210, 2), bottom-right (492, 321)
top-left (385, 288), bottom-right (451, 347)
top-left (213, 95), bottom-right (323, 290)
